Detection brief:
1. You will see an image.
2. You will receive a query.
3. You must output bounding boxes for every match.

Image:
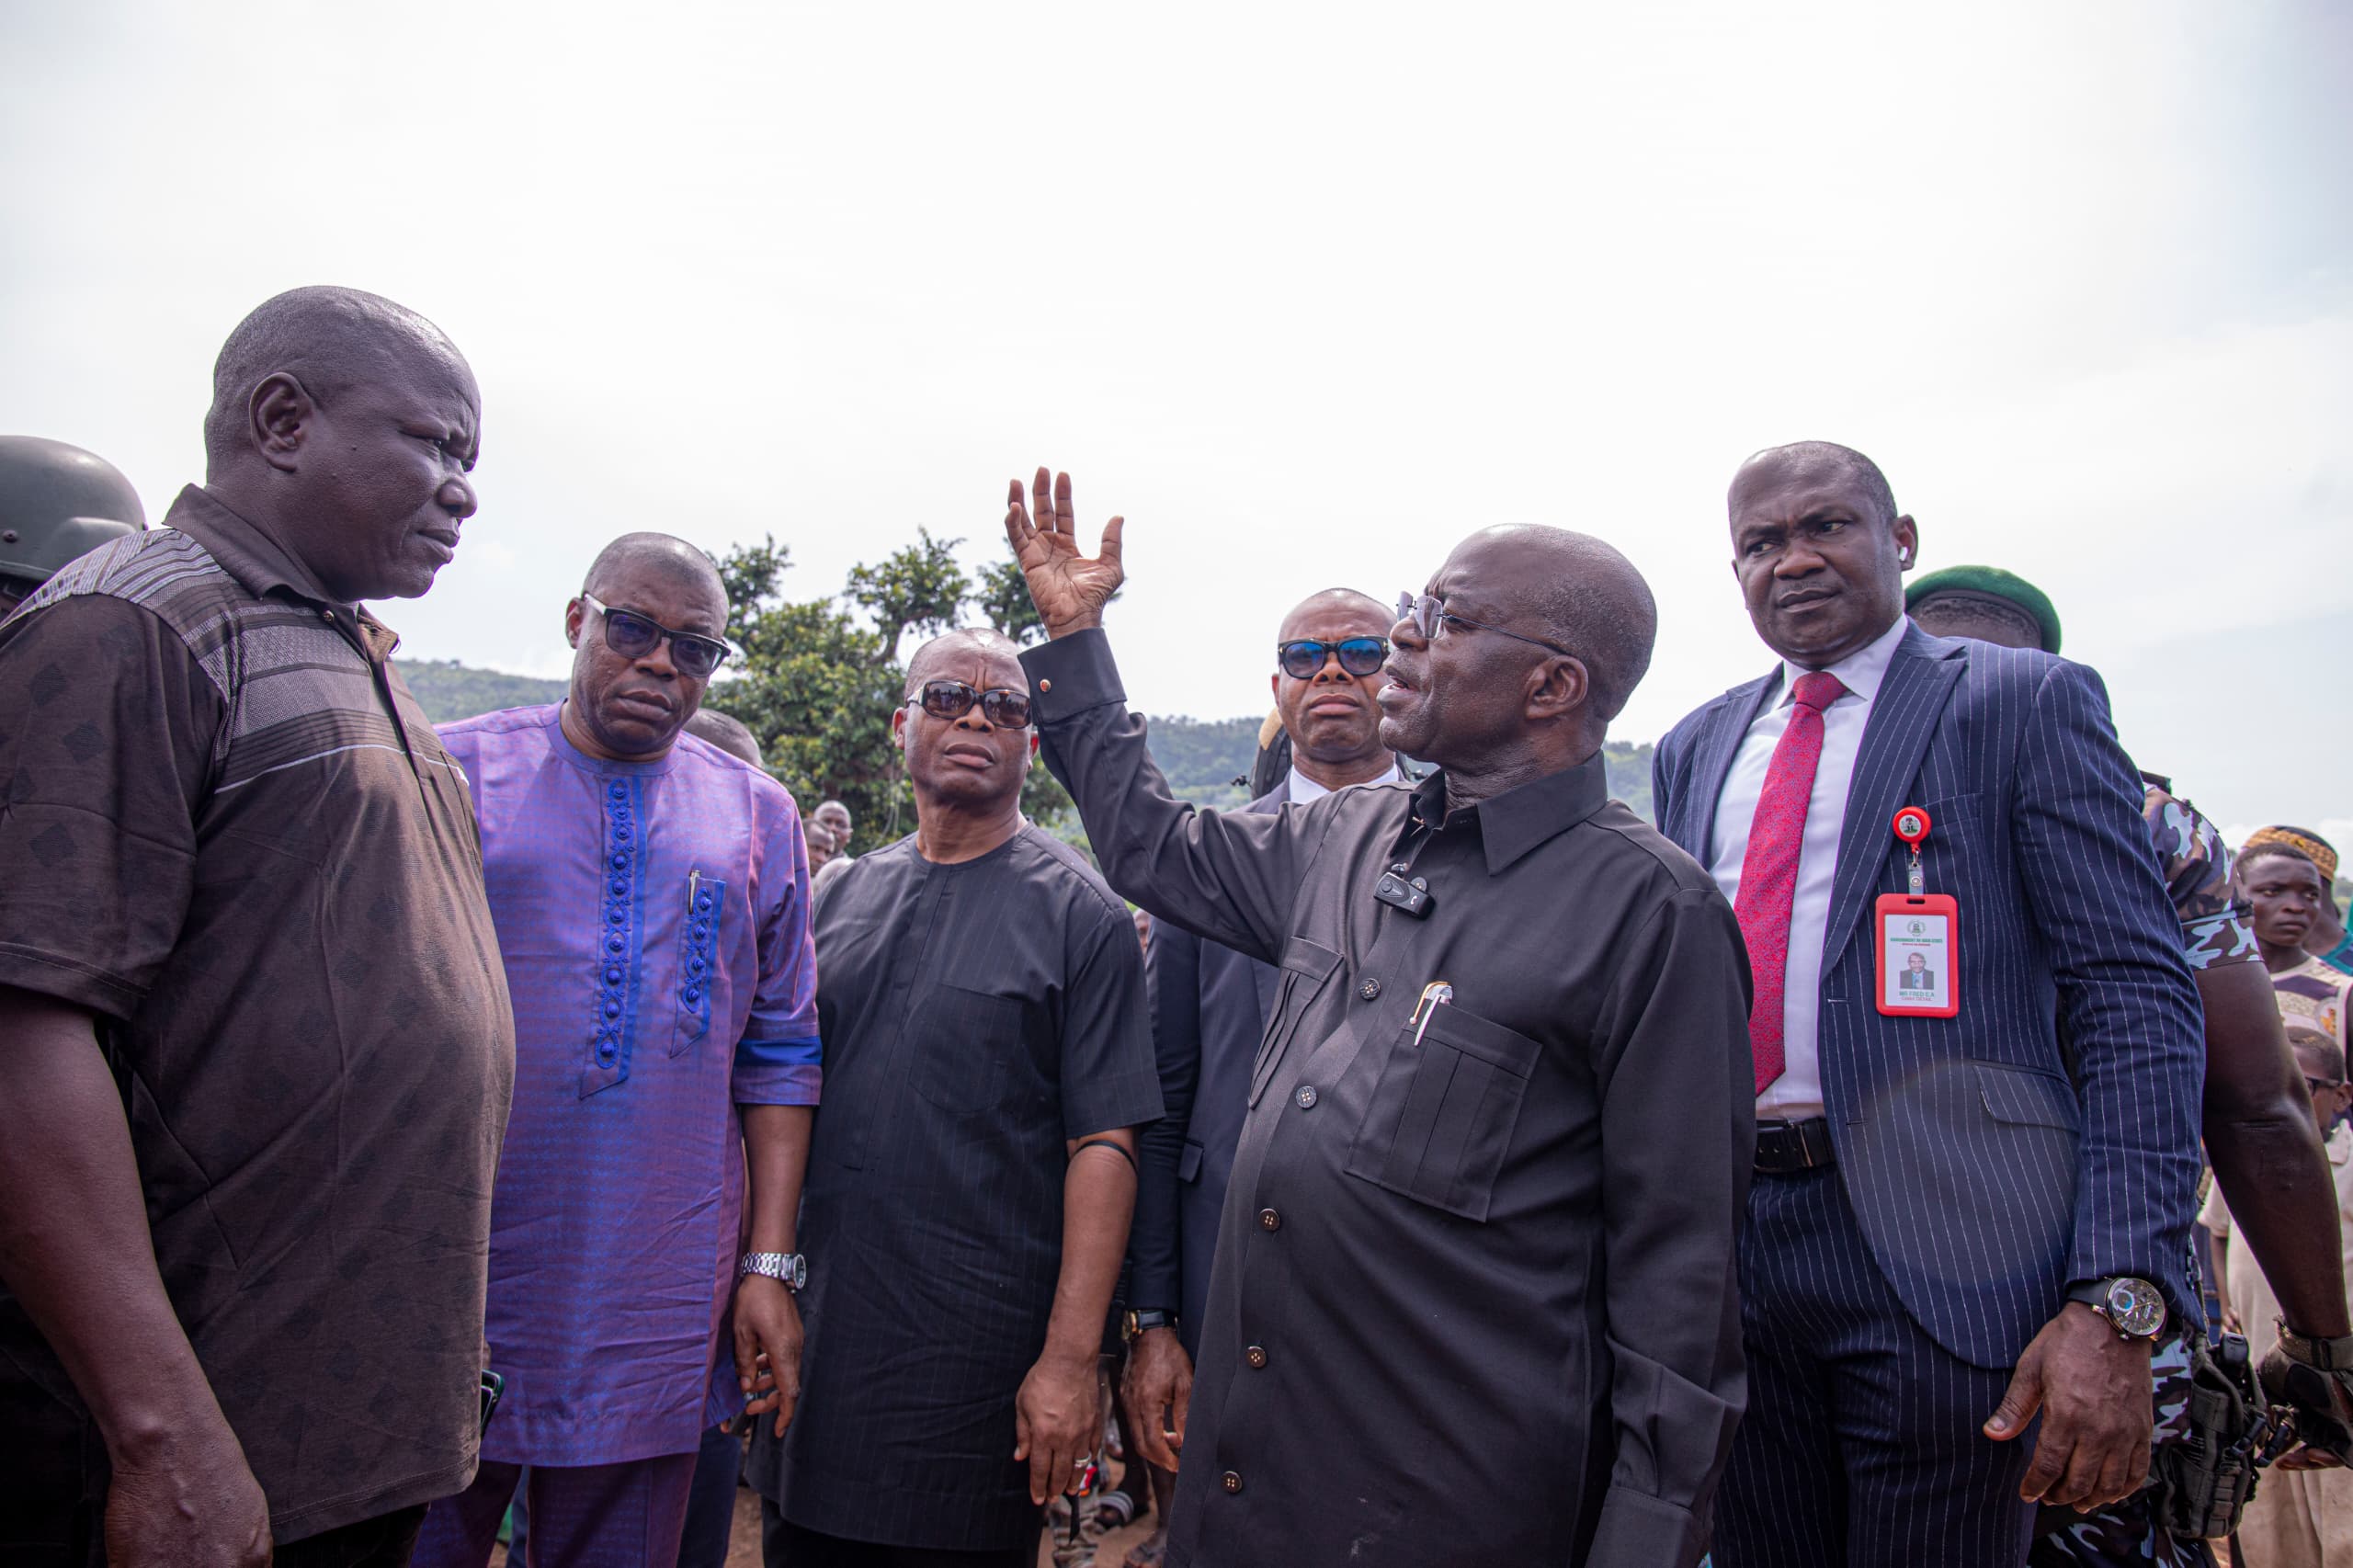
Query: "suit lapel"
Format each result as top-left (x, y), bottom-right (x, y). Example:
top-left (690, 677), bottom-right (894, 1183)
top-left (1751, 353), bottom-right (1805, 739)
top-left (1820, 627), bottom-right (1967, 967)
top-left (1687, 672), bottom-right (1779, 858)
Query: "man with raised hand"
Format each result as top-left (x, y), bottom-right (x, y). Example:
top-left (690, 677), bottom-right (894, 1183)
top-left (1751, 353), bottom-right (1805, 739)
top-left (0, 287), bottom-right (513, 1568)
top-left (1005, 469), bottom-right (1752, 1568)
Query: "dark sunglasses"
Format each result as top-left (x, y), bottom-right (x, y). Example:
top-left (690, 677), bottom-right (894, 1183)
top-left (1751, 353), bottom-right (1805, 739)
top-left (908, 678), bottom-right (1032, 730)
top-left (1277, 637), bottom-right (1390, 680)
top-left (581, 594), bottom-right (734, 678)
top-left (1395, 592), bottom-right (1576, 660)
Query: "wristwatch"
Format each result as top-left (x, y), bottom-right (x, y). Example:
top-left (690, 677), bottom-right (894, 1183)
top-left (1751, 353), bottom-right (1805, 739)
top-left (2066, 1276), bottom-right (2165, 1340)
top-left (738, 1251), bottom-right (808, 1292)
top-left (1122, 1308), bottom-right (1176, 1342)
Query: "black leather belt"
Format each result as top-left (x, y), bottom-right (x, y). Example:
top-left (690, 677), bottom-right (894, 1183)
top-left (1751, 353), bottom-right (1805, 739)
top-left (1755, 1116), bottom-right (1836, 1174)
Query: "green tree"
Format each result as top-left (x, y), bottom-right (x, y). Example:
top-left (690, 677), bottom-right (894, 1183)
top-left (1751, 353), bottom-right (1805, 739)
top-left (704, 533), bottom-right (1074, 851)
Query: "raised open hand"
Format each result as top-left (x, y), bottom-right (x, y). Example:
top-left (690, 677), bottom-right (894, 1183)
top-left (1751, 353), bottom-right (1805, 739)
top-left (1003, 467), bottom-right (1124, 639)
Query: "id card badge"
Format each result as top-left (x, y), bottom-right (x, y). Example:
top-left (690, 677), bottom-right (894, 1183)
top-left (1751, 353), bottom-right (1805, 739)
top-left (1875, 892), bottom-right (1959, 1017)
top-left (1876, 806), bottom-right (1960, 1018)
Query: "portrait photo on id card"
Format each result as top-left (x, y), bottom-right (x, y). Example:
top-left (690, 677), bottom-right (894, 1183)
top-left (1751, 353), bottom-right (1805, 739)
top-left (1883, 911), bottom-right (1949, 1009)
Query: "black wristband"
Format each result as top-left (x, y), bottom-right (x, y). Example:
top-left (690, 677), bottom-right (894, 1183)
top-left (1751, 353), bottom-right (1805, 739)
top-left (1073, 1136), bottom-right (1137, 1174)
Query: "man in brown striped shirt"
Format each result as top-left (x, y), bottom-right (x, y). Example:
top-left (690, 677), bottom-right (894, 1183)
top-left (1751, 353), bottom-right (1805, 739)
top-left (0, 287), bottom-right (515, 1568)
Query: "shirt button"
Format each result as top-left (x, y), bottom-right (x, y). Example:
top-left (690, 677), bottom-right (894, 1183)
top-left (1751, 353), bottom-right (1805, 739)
top-left (1294, 1085), bottom-right (1317, 1109)
top-left (1258, 1208), bottom-right (1280, 1232)
top-left (1222, 1471), bottom-right (1243, 1494)
top-left (318, 608), bottom-right (335, 621)
top-left (1358, 978), bottom-right (1381, 1001)
top-left (608, 782), bottom-right (626, 799)
top-left (1245, 1345), bottom-right (1267, 1369)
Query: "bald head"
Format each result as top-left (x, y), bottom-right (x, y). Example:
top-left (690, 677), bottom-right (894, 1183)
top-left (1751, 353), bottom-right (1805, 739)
top-left (683, 707), bottom-right (763, 767)
top-left (1733, 440), bottom-right (1898, 528)
top-left (1491, 526), bottom-right (1657, 725)
top-left (1278, 587), bottom-right (1392, 644)
top-left (584, 532), bottom-right (728, 611)
top-left (904, 627), bottom-right (1026, 696)
top-left (203, 286), bottom-right (471, 469)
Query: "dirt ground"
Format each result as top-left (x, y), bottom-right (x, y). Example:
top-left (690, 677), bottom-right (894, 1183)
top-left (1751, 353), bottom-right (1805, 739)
top-left (487, 1461), bottom-right (1162, 1568)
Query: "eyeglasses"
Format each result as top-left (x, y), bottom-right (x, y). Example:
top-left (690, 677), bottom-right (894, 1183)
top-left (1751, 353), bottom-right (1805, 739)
top-left (581, 595), bottom-right (734, 678)
top-left (2308, 1077), bottom-right (2345, 1096)
top-left (1276, 637), bottom-right (1390, 680)
top-left (1395, 592), bottom-right (1576, 660)
top-left (907, 678), bottom-right (1032, 730)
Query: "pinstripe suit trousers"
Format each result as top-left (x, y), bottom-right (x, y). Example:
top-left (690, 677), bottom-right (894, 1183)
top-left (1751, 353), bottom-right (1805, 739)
top-left (1715, 1167), bottom-right (2037, 1568)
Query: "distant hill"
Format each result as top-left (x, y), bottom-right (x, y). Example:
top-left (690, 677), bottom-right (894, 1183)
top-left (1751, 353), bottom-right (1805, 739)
top-left (395, 659), bottom-right (565, 722)
top-left (390, 663), bottom-right (1654, 820)
top-left (1147, 711), bottom-right (1655, 821)
top-left (1144, 714), bottom-right (1263, 809)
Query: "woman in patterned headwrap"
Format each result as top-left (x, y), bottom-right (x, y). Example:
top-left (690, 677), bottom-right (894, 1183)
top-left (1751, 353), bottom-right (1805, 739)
top-left (2245, 826), bottom-right (2353, 977)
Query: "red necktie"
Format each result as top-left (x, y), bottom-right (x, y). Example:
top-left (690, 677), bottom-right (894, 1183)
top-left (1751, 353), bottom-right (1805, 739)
top-left (1734, 670), bottom-right (1847, 1096)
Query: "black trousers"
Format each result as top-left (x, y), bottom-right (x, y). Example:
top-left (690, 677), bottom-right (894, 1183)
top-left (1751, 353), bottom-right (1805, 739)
top-left (760, 1500), bottom-right (1035, 1568)
top-left (1713, 1165), bottom-right (2039, 1568)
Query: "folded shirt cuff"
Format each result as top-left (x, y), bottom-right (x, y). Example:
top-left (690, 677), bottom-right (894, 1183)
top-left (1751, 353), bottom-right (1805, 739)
top-left (1018, 629), bottom-right (1126, 722)
top-left (1585, 1487), bottom-right (1705, 1568)
top-left (732, 1061), bottom-right (822, 1107)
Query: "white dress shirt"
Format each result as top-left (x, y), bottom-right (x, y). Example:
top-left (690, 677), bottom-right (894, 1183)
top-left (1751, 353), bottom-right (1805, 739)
top-left (1708, 614), bottom-right (1911, 1122)
top-left (1287, 758), bottom-right (1400, 807)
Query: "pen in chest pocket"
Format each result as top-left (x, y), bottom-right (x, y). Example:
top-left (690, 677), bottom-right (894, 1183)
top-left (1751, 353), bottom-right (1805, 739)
top-left (1410, 981), bottom-right (1453, 1047)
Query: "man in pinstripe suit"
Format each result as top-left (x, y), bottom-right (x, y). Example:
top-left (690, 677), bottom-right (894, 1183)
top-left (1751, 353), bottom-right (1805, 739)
top-left (1653, 442), bottom-right (2205, 1566)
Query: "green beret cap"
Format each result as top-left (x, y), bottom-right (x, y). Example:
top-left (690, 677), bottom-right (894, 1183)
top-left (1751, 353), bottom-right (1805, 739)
top-left (1905, 564), bottom-right (2062, 654)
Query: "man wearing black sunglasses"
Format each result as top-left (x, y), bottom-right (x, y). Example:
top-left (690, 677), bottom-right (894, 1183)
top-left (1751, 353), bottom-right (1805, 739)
top-left (1004, 469), bottom-right (1753, 1568)
top-left (1122, 588), bottom-right (1404, 1539)
top-left (749, 629), bottom-right (1161, 1568)
top-left (419, 533), bottom-right (822, 1568)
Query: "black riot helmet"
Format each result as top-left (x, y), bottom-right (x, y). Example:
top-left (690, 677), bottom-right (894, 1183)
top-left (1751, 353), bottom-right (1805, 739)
top-left (0, 436), bottom-right (147, 614)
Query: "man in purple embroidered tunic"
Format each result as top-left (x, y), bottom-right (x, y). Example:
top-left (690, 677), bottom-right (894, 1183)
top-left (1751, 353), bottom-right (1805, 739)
top-left (415, 535), bottom-right (821, 1568)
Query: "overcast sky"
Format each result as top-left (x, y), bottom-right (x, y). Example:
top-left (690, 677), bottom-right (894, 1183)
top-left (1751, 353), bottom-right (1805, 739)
top-left (6, 1), bottom-right (2347, 842)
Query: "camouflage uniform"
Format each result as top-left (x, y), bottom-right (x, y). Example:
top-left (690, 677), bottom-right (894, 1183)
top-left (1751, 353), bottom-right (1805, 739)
top-left (2029, 777), bottom-right (2257, 1568)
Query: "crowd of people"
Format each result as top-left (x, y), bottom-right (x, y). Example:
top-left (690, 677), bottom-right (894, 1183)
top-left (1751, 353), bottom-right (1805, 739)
top-left (1, 283), bottom-right (2349, 1568)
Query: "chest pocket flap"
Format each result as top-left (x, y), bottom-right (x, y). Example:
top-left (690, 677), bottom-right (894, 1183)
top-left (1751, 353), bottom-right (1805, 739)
top-left (1345, 1002), bottom-right (1542, 1222)
top-left (1249, 937), bottom-right (1343, 1109)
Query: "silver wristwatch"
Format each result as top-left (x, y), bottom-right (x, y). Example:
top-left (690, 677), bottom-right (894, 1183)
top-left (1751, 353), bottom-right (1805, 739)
top-left (738, 1251), bottom-right (808, 1292)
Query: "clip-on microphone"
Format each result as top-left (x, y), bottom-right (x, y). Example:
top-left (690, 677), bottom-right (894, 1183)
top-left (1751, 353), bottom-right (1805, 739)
top-left (1373, 862), bottom-right (1433, 918)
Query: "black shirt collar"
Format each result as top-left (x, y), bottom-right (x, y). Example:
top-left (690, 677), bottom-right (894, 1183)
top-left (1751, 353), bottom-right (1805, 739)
top-left (1407, 747), bottom-right (1613, 874)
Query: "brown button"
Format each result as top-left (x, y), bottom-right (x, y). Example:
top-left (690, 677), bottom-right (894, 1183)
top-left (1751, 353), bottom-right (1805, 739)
top-left (1038, 677), bottom-right (1051, 693)
top-left (1245, 1344), bottom-right (1267, 1369)
top-left (1358, 978), bottom-right (1381, 1001)
top-left (1222, 1471), bottom-right (1244, 1494)
top-left (1258, 1208), bottom-right (1280, 1232)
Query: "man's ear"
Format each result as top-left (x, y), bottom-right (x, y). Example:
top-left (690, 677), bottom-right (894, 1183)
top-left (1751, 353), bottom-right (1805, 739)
top-left (248, 373), bottom-right (314, 474)
top-left (1893, 514), bottom-right (1920, 573)
top-left (1526, 654), bottom-right (1592, 723)
top-left (892, 707), bottom-right (909, 749)
top-left (564, 597), bottom-right (586, 649)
